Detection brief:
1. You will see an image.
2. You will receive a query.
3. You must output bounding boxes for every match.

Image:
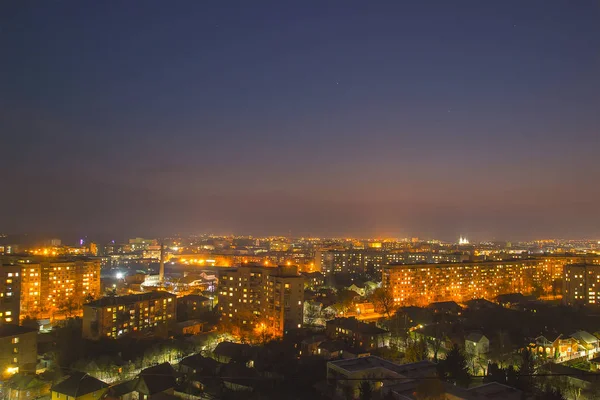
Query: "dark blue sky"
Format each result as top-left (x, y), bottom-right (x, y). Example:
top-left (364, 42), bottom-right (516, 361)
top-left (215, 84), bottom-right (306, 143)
top-left (1, 1), bottom-right (599, 241)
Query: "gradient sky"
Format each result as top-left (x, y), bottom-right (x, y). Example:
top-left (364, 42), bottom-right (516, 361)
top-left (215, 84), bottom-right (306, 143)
top-left (1, 1), bottom-right (599, 241)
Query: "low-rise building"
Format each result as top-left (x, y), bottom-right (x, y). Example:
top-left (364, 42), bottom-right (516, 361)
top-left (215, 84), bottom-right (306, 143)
top-left (51, 372), bottom-right (109, 400)
top-left (325, 317), bottom-right (390, 350)
top-left (82, 291), bottom-right (176, 340)
top-left (0, 325), bottom-right (37, 379)
top-left (327, 356), bottom-right (436, 399)
top-left (465, 333), bottom-right (490, 357)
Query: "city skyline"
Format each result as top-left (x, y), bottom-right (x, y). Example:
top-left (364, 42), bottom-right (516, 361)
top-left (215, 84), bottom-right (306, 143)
top-left (2, 1), bottom-right (600, 239)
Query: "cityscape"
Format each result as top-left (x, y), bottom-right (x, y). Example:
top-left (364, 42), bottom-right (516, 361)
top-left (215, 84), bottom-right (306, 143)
top-left (0, 235), bottom-right (600, 399)
top-left (2, 1), bottom-right (600, 400)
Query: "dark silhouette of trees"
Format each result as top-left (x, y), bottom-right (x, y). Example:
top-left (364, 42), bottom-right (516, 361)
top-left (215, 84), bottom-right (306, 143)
top-left (358, 381), bottom-right (373, 400)
top-left (405, 338), bottom-right (428, 362)
top-left (437, 344), bottom-right (471, 388)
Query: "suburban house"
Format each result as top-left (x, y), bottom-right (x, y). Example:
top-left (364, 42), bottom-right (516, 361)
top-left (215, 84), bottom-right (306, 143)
top-left (5, 374), bottom-right (51, 400)
top-left (134, 363), bottom-right (178, 400)
top-left (326, 317), bottom-right (390, 350)
top-left (531, 335), bottom-right (582, 362)
top-left (212, 342), bottom-right (252, 364)
top-left (465, 333), bottom-right (490, 357)
top-left (570, 331), bottom-right (599, 357)
top-left (105, 380), bottom-right (137, 400)
top-left (51, 372), bottom-right (109, 400)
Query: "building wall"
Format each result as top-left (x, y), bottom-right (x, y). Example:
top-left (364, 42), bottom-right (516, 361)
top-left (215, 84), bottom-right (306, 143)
top-left (0, 265), bottom-right (23, 323)
top-left (82, 292), bottom-right (176, 340)
top-left (382, 257), bottom-right (598, 306)
top-left (51, 388), bottom-right (108, 400)
top-left (0, 330), bottom-right (37, 378)
top-left (563, 264), bottom-right (600, 305)
top-left (0, 259), bottom-right (101, 322)
top-left (218, 265), bottom-right (304, 333)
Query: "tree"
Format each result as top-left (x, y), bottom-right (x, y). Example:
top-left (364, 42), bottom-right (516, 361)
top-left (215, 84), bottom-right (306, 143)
top-left (304, 301), bottom-right (322, 326)
top-left (372, 288), bottom-right (396, 319)
top-left (516, 349), bottom-right (536, 395)
top-left (484, 362), bottom-right (507, 385)
top-left (336, 290), bottom-right (358, 315)
top-left (358, 381), bottom-right (373, 400)
top-left (540, 384), bottom-right (566, 400)
top-left (405, 338), bottom-right (428, 363)
top-left (20, 316), bottom-right (39, 331)
top-left (437, 344), bottom-right (471, 388)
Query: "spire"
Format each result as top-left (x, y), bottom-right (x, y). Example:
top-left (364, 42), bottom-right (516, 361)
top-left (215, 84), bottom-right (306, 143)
top-left (159, 242), bottom-right (165, 285)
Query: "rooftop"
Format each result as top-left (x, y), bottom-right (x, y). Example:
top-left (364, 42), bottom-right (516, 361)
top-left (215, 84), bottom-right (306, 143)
top-left (85, 291), bottom-right (176, 307)
top-left (52, 372), bottom-right (108, 397)
top-left (0, 324), bottom-right (37, 338)
top-left (329, 356), bottom-right (436, 378)
top-left (327, 317), bottom-right (388, 335)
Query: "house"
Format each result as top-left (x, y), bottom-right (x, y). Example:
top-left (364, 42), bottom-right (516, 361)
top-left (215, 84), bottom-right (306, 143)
top-left (51, 372), bottom-right (109, 400)
top-left (301, 335), bottom-right (327, 356)
top-left (174, 320), bottom-right (204, 336)
top-left (347, 284), bottom-right (367, 297)
top-left (552, 335), bottom-right (582, 362)
top-left (570, 331), bottom-right (599, 356)
top-left (465, 333), bottom-right (490, 356)
top-left (327, 356), bottom-right (436, 399)
top-left (463, 299), bottom-right (500, 311)
top-left (134, 363), bottom-right (177, 400)
top-left (5, 374), bottom-right (51, 400)
top-left (219, 363), bottom-right (259, 392)
top-left (326, 317), bottom-right (390, 350)
top-left (212, 342), bottom-right (252, 364)
top-left (179, 354), bottom-right (220, 377)
top-left (317, 340), bottom-right (348, 359)
top-left (105, 380), bottom-right (137, 400)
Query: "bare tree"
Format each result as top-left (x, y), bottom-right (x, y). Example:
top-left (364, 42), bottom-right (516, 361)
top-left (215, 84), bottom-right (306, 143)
top-left (372, 288), bottom-right (396, 319)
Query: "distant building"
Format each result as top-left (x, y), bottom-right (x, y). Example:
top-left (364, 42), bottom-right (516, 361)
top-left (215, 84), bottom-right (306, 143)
top-left (82, 291), bottom-right (176, 340)
top-left (0, 258), bottom-right (101, 322)
top-left (218, 265), bottom-right (303, 333)
top-left (325, 317), bottom-right (390, 350)
top-left (382, 258), bottom-right (575, 306)
top-left (563, 264), bottom-right (600, 305)
top-left (0, 325), bottom-right (37, 379)
top-left (177, 294), bottom-right (211, 320)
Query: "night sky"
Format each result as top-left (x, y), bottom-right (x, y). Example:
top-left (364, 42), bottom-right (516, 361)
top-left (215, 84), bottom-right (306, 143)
top-left (1, 1), bottom-right (599, 241)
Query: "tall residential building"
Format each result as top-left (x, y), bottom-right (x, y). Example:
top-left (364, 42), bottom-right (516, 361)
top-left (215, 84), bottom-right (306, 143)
top-left (563, 264), bottom-right (600, 305)
top-left (382, 258), bottom-right (575, 306)
top-left (82, 291), bottom-right (177, 340)
top-left (0, 258), bottom-right (101, 322)
top-left (218, 265), bottom-right (304, 333)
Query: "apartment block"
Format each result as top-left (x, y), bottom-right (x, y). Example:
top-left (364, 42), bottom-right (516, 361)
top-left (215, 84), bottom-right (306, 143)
top-left (0, 258), bottom-right (101, 322)
top-left (0, 325), bottom-right (38, 379)
top-left (218, 265), bottom-right (304, 333)
top-left (563, 264), bottom-right (600, 305)
top-left (82, 291), bottom-right (176, 340)
top-left (382, 259), bottom-right (572, 306)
